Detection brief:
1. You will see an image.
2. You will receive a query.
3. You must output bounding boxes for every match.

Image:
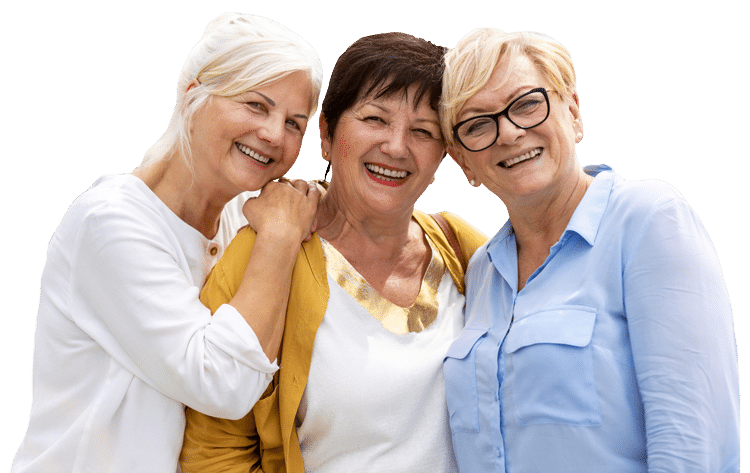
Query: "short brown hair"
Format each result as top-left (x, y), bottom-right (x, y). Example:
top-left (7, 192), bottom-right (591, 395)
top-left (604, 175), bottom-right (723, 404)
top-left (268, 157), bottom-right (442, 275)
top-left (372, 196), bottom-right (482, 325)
top-left (321, 32), bottom-right (446, 139)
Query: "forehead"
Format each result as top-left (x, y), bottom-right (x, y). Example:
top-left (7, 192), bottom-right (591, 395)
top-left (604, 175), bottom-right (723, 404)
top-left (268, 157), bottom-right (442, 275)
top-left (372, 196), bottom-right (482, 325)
top-left (240, 71), bottom-right (314, 112)
top-left (462, 54), bottom-right (543, 113)
top-left (358, 84), bottom-right (437, 116)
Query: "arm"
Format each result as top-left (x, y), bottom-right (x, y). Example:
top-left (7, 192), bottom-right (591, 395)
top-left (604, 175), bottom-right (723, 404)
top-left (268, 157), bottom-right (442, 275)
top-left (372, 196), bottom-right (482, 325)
top-left (623, 195), bottom-right (739, 471)
top-left (68, 180), bottom-right (317, 420)
top-left (181, 380), bottom-right (287, 473)
top-left (182, 381), bottom-right (288, 473)
top-left (228, 179), bottom-right (320, 361)
top-left (70, 203), bottom-right (274, 419)
top-left (181, 406), bottom-right (263, 473)
top-left (183, 211), bottom-right (299, 472)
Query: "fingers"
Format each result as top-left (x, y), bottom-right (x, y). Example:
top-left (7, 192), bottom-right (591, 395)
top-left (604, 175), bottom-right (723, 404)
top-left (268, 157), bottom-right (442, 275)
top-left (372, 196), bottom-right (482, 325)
top-left (243, 177), bottom-right (320, 243)
top-left (306, 181), bottom-right (321, 200)
top-left (290, 179), bottom-right (309, 193)
top-left (274, 177), bottom-right (321, 200)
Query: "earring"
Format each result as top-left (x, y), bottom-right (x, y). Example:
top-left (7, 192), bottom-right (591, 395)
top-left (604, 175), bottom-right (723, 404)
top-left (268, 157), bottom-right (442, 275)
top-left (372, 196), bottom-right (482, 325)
top-left (323, 152), bottom-right (329, 158)
top-left (470, 179), bottom-right (476, 187)
top-left (576, 132), bottom-right (583, 141)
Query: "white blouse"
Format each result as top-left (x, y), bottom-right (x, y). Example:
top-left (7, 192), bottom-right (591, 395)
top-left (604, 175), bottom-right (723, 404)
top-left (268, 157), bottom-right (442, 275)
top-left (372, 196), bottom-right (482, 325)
top-left (12, 174), bottom-right (277, 473)
top-left (296, 237), bottom-right (461, 472)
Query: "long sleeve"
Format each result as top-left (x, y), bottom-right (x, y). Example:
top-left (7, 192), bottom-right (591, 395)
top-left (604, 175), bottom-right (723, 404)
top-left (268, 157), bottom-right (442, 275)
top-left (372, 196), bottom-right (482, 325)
top-left (13, 176), bottom-right (277, 473)
top-left (181, 407), bottom-right (263, 473)
top-left (181, 228), bottom-right (286, 473)
top-left (623, 193), bottom-right (739, 471)
top-left (68, 195), bottom-right (275, 419)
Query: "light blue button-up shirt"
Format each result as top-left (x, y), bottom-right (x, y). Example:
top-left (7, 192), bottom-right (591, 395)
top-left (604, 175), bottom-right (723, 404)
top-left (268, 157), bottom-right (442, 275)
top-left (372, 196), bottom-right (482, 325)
top-left (444, 165), bottom-right (739, 472)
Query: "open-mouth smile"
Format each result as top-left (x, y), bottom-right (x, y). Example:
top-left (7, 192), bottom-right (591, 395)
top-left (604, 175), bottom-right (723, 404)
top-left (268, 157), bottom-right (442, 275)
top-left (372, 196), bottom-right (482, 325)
top-left (499, 147), bottom-right (542, 168)
top-left (364, 163), bottom-right (410, 186)
top-left (236, 143), bottom-right (271, 165)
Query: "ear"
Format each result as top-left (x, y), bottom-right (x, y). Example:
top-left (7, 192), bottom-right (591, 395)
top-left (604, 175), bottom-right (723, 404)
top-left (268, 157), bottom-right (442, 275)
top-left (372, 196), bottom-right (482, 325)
top-left (186, 79), bottom-right (200, 93)
top-left (447, 146), bottom-right (478, 185)
top-left (568, 93), bottom-right (583, 142)
top-left (319, 115), bottom-right (332, 161)
top-left (180, 79), bottom-right (201, 118)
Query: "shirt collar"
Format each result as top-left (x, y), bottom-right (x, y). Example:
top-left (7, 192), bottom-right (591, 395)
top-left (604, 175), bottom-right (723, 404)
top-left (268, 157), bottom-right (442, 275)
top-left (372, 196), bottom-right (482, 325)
top-left (563, 164), bottom-right (615, 246)
top-left (484, 165), bottom-right (616, 289)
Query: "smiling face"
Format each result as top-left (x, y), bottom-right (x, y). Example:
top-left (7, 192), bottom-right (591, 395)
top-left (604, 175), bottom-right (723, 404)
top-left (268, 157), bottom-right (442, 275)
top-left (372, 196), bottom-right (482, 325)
top-left (322, 86), bottom-right (444, 219)
top-left (189, 70), bottom-right (312, 200)
top-left (449, 54), bottom-right (583, 203)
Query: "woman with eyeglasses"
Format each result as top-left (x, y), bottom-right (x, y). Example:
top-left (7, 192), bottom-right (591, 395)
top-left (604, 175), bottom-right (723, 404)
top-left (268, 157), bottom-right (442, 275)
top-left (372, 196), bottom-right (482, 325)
top-left (440, 28), bottom-right (739, 472)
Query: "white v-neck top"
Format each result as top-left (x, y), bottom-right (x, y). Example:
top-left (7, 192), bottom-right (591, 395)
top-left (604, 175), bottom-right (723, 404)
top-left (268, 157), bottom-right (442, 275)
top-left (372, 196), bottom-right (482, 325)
top-left (13, 174), bottom-right (277, 473)
top-left (296, 237), bottom-right (462, 472)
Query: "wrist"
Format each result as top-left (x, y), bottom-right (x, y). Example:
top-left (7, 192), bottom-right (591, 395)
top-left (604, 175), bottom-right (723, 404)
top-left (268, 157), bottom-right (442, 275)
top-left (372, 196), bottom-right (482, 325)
top-left (253, 230), bottom-right (302, 256)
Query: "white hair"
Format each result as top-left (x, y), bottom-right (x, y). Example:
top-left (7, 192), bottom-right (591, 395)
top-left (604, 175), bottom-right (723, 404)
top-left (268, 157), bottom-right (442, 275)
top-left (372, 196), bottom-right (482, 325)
top-left (140, 12), bottom-right (323, 167)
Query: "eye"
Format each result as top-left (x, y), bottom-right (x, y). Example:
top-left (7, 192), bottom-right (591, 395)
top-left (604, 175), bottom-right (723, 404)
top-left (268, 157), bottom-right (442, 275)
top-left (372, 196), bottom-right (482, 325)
top-left (246, 101), bottom-right (268, 113)
top-left (413, 127), bottom-right (440, 140)
top-left (285, 118), bottom-right (305, 133)
top-left (463, 117), bottom-right (495, 136)
top-left (510, 98), bottom-right (543, 116)
top-left (363, 115), bottom-right (386, 124)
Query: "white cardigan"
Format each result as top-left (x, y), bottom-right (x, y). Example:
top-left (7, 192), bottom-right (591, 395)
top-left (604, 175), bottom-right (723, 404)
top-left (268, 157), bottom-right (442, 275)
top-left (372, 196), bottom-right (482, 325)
top-left (13, 174), bottom-right (277, 473)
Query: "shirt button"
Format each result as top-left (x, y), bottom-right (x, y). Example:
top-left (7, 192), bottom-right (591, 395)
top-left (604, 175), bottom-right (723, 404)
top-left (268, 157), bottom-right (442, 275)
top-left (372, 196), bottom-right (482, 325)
top-left (209, 246), bottom-right (218, 256)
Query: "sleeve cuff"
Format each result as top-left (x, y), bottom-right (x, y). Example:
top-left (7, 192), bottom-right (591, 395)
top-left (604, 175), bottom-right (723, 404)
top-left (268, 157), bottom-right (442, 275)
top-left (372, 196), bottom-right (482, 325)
top-left (208, 303), bottom-right (279, 376)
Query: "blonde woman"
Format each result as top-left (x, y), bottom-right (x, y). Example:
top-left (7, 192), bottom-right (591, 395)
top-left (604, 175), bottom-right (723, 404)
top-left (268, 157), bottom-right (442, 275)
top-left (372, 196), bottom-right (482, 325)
top-left (441, 28), bottom-right (739, 472)
top-left (12, 13), bottom-right (322, 472)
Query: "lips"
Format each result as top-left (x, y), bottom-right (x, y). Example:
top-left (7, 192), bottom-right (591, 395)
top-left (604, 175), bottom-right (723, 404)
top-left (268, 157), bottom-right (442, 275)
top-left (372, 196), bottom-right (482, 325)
top-left (236, 143), bottom-right (271, 165)
top-left (499, 147), bottom-right (542, 168)
top-left (364, 163), bottom-right (410, 182)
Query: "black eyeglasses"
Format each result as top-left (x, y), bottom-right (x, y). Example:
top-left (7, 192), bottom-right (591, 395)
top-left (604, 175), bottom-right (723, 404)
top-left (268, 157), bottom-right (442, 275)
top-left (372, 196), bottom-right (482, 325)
top-left (452, 87), bottom-right (551, 152)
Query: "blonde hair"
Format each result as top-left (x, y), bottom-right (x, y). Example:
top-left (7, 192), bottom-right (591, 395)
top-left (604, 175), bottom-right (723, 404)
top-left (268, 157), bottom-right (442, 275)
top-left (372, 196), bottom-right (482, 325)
top-left (141, 13), bottom-right (323, 167)
top-left (441, 28), bottom-right (576, 149)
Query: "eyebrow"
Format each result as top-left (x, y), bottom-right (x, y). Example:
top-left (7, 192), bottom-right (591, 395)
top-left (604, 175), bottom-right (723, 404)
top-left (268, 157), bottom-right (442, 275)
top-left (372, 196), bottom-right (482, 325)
top-left (364, 102), bottom-right (390, 113)
top-left (251, 91), bottom-right (309, 120)
top-left (363, 101), bottom-right (439, 125)
top-left (459, 85), bottom-right (534, 120)
top-left (415, 117), bottom-right (441, 128)
top-left (253, 91), bottom-right (276, 107)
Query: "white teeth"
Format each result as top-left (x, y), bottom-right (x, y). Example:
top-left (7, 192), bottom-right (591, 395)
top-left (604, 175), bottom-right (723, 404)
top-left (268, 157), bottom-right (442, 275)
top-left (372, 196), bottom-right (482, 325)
top-left (236, 143), bottom-right (270, 164)
top-left (501, 148), bottom-right (542, 168)
top-left (365, 163), bottom-right (409, 181)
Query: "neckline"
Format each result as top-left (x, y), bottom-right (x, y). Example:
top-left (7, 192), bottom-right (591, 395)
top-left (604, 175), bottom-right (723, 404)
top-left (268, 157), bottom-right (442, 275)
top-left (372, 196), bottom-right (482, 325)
top-left (321, 236), bottom-right (445, 335)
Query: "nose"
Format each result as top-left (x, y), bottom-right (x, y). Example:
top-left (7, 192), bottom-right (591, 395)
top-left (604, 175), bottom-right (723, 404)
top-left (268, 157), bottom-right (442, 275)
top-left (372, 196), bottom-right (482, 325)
top-left (495, 114), bottom-right (525, 145)
top-left (380, 124), bottom-right (409, 159)
top-left (257, 115), bottom-right (285, 146)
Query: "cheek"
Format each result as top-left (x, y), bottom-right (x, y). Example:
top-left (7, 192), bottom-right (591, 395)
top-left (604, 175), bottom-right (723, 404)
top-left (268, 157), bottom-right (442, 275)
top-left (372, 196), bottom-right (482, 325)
top-left (462, 151), bottom-right (490, 174)
top-left (282, 139), bottom-right (304, 164)
top-left (334, 133), bottom-right (371, 163)
top-left (424, 150), bottom-right (445, 174)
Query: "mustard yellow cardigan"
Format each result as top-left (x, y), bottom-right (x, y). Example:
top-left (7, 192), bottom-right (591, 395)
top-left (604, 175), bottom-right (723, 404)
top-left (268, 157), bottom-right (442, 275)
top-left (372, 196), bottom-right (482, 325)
top-left (180, 210), bottom-right (487, 473)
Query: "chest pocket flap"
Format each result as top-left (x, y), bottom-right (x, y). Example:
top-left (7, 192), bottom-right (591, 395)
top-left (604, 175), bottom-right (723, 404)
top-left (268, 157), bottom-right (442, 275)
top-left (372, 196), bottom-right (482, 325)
top-left (505, 307), bottom-right (596, 353)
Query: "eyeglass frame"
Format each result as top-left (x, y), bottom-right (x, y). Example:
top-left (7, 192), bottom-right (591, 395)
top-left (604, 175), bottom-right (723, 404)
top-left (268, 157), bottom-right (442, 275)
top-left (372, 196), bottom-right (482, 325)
top-left (452, 87), bottom-right (552, 152)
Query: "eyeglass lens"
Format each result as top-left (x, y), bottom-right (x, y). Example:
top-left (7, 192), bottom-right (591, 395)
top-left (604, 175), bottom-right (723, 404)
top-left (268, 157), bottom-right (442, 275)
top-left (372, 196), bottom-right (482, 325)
top-left (456, 89), bottom-right (549, 152)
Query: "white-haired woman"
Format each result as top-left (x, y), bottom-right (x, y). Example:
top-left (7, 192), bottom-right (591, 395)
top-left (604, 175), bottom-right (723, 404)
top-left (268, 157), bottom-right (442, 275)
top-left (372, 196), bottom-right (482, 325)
top-left (441, 28), bottom-right (739, 472)
top-left (12, 13), bottom-right (322, 473)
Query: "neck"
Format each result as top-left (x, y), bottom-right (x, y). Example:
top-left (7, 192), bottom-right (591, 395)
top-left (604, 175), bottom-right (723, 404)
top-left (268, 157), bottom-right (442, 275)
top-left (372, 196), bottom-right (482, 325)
top-left (507, 167), bottom-right (593, 250)
top-left (133, 155), bottom-right (230, 239)
top-left (316, 188), bottom-right (416, 260)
